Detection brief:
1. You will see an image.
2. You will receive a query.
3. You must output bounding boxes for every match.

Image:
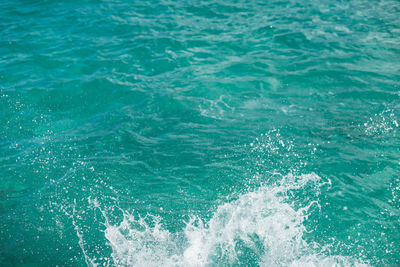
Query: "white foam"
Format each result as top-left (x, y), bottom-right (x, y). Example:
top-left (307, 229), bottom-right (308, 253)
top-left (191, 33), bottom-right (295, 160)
top-left (93, 173), bottom-right (366, 266)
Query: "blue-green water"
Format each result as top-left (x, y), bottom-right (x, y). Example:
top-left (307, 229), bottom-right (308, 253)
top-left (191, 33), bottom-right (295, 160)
top-left (1, 0), bottom-right (400, 265)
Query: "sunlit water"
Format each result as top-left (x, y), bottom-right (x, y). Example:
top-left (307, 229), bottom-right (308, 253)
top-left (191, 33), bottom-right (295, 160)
top-left (1, 0), bottom-right (399, 266)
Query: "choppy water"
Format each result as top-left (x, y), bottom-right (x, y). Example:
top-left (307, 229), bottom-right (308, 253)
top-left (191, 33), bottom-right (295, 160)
top-left (1, 0), bottom-right (400, 266)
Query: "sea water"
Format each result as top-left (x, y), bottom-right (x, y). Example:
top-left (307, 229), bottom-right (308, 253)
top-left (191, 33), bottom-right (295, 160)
top-left (0, 0), bottom-right (399, 266)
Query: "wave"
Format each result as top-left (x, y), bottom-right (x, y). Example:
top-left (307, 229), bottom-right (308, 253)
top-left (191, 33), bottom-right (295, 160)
top-left (87, 173), bottom-right (367, 266)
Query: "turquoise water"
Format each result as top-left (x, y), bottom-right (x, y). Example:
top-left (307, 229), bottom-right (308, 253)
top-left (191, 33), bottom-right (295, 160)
top-left (1, 0), bottom-right (399, 265)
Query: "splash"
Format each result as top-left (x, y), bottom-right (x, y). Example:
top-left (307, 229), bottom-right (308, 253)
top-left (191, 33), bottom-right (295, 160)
top-left (364, 109), bottom-right (399, 136)
top-left (89, 173), bottom-right (367, 266)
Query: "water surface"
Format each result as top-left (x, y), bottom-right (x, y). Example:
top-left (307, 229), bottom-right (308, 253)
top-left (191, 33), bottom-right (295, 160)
top-left (1, 0), bottom-right (399, 265)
